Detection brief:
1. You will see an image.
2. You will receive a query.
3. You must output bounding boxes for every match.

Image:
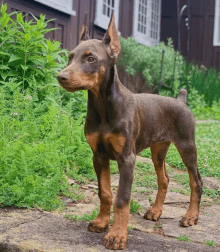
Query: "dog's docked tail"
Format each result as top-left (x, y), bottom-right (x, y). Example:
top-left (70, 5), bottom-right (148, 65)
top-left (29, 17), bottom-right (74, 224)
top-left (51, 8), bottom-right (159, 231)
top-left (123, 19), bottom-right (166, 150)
top-left (177, 89), bottom-right (187, 104)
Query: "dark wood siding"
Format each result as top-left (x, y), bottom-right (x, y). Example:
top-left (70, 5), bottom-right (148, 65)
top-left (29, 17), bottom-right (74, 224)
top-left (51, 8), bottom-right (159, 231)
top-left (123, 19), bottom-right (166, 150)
top-left (161, 0), bottom-right (220, 71)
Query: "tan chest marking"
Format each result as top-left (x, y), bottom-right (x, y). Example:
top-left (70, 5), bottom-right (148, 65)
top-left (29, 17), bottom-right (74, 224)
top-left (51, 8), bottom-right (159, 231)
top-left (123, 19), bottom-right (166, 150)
top-left (85, 132), bottom-right (99, 152)
top-left (104, 133), bottom-right (126, 153)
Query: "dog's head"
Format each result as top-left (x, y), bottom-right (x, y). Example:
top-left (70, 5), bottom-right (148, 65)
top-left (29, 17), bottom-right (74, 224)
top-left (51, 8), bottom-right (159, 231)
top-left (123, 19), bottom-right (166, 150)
top-left (57, 13), bottom-right (121, 93)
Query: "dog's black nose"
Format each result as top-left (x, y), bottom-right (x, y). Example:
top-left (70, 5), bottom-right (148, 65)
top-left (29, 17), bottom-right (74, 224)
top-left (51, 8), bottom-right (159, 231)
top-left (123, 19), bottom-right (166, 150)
top-left (57, 72), bottom-right (70, 83)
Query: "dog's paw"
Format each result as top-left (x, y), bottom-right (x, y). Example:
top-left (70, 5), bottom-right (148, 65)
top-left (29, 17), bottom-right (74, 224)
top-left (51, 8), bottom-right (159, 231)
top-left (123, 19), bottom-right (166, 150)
top-left (103, 227), bottom-right (127, 250)
top-left (179, 213), bottom-right (199, 227)
top-left (144, 207), bottom-right (162, 221)
top-left (88, 217), bottom-right (109, 233)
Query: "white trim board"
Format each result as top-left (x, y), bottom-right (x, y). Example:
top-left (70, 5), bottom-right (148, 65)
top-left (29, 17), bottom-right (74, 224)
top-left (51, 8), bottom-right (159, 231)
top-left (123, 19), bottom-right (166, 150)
top-left (214, 0), bottom-right (220, 46)
top-left (34, 0), bottom-right (76, 16)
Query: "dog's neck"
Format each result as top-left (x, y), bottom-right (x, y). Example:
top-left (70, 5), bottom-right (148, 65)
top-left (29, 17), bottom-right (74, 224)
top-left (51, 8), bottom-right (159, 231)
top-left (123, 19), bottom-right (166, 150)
top-left (87, 65), bottom-right (126, 125)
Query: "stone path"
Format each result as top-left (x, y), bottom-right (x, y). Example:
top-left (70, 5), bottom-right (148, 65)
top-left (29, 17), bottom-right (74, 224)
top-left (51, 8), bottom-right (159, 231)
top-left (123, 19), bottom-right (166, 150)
top-left (1, 155), bottom-right (220, 251)
top-left (1, 209), bottom-right (220, 252)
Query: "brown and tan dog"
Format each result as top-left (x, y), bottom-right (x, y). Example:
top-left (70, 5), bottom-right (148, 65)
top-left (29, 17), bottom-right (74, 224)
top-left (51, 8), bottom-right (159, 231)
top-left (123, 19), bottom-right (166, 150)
top-left (57, 13), bottom-right (202, 250)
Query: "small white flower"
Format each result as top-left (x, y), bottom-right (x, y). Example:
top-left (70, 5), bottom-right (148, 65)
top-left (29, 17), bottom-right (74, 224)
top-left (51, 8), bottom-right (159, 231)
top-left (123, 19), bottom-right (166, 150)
top-left (24, 95), bottom-right (32, 101)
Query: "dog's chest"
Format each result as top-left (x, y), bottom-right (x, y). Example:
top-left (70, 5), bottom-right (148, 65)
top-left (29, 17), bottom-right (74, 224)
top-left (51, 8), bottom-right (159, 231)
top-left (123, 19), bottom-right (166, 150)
top-left (85, 129), bottom-right (126, 158)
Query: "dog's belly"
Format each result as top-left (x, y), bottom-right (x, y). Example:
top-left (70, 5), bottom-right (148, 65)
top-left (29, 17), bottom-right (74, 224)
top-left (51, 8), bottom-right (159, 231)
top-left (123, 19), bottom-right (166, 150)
top-left (135, 127), bottom-right (172, 154)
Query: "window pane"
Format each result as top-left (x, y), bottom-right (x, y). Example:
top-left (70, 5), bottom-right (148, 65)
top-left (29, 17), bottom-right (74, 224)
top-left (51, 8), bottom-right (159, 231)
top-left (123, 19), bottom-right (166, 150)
top-left (138, 14), bottom-right (140, 22)
top-left (145, 0), bottom-right (147, 5)
top-left (138, 23), bottom-right (140, 31)
top-left (219, 15), bottom-right (220, 42)
top-left (108, 0), bottom-right (110, 6)
top-left (112, 0), bottom-right (114, 8)
top-left (144, 26), bottom-right (146, 34)
top-left (103, 4), bottom-right (106, 15)
top-left (107, 7), bottom-right (110, 17)
top-left (139, 3), bottom-right (141, 12)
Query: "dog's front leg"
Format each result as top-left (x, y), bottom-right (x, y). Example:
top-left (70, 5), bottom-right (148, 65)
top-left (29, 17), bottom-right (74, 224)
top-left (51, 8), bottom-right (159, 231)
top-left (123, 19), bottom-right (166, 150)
top-left (104, 153), bottom-right (135, 250)
top-left (88, 154), bottom-right (112, 232)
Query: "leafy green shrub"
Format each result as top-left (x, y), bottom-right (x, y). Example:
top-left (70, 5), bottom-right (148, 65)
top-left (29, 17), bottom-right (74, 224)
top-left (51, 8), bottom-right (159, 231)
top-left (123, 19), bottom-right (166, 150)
top-left (118, 37), bottom-right (184, 88)
top-left (0, 4), bottom-right (68, 101)
top-left (0, 5), bottom-right (93, 210)
top-left (119, 35), bottom-right (220, 110)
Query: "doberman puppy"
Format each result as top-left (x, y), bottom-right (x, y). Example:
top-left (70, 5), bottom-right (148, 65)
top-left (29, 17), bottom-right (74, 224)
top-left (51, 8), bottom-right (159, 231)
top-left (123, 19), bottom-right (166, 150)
top-left (57, 13), bottom-right (202, 250)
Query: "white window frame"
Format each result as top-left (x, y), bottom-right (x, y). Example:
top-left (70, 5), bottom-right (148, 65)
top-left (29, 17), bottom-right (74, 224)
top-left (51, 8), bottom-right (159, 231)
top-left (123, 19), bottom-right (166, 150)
top-left (34, 0), bottom-right (76, 16)
top-left (133, 0), bottom-right (161, 46)
top-left (94, 0), bottom-right (120, 31)
top-left (213, 0), bottom-right (220, 46)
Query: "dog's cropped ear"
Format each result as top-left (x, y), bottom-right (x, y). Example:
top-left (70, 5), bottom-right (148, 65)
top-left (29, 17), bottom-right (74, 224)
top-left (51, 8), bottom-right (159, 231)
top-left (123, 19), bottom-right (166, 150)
top-left (103, 12), bottom-right (121, 63)
top-left (80, 13), bottom-right (90, 42)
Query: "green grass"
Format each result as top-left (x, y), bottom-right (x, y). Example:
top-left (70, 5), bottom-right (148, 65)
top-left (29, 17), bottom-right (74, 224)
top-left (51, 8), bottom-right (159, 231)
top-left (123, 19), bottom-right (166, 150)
top-left (203, 240), bottom-right (217, 246)
top-left (177, 235), bottom-right (189, 242)
top-left (110, 160), bottom-right (119, 174)
top-left (64, 210), bottom-right (99, 221)
top-left (134, 161), bottom-right (157, 189)
top-left (127, 226), bottom-right (134, 230)
top-left (130, 199), bottom-right (141, 213)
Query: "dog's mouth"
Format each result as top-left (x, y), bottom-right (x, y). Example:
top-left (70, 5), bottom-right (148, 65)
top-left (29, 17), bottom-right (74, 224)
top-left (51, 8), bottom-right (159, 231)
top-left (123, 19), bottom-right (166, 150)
top-left (57, 71), bottom-right (98, 92)
top-left (60, 82), bottom-right (92, 92)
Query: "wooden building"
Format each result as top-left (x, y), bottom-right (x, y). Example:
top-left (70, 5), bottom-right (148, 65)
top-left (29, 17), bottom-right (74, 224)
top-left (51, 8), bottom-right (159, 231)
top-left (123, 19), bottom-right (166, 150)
top-left (161, 0), bottom-right (220, 71)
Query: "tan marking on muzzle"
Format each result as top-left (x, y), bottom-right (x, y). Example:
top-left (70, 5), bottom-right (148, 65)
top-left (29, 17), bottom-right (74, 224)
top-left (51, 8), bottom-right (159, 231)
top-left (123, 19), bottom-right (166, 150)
top-left (65, 72), bottom-right (98, 91)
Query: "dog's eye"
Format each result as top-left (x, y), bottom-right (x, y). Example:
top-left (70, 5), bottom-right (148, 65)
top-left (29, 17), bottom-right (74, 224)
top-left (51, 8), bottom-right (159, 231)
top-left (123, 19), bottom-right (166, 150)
top-left (87, 56), bottom-right (95, 63)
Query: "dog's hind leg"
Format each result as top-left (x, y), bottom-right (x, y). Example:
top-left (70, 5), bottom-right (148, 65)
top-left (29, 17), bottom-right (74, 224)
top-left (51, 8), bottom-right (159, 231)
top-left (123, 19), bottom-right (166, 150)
top-left (88, 154), bottom-right (112, 232)
top-left (144, 141), bottom-right (171, 221)
top-left (174, 140), bottom-right (202, 226)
